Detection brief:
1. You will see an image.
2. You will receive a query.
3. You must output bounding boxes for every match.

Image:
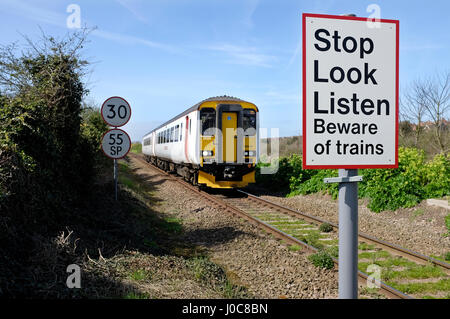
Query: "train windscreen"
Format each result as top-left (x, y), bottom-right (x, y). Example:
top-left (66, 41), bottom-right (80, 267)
top-left (243, 109), bottom-right (256, 136)
top-left (200, 108), bottom-right (216, 136)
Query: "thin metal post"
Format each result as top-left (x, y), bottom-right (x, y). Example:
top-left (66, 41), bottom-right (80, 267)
top-left (338, 168), bottom-right (358, 299)
top-left (114, 159), bottom-right (118, 201)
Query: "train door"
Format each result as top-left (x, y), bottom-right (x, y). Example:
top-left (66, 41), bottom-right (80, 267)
top-left (184, 116), bottom-right (190, 162)
top-left (222, 112), bottom-right (237, 163)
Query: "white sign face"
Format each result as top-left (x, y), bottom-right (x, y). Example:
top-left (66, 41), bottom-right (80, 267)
top-left (101, 96), bottom-right (131, 127)
top-left (302, 13), bottom-right (399, 169)
top-left (101, 128), bottom-right (131, 159)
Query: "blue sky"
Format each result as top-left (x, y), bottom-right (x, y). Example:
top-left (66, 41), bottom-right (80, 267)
top-left (1, 0), bottom-right (449, 141)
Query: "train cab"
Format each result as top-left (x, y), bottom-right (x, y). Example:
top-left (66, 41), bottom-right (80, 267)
top-left (197, 98), bottom-right (259, 188)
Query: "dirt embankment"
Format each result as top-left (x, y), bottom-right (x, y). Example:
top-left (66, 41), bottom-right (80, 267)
top-left (127, 153), bottom-right (338, 298)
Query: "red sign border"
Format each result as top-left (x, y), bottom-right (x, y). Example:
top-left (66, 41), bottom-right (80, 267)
top-left (302, 13), bottom-right (399, 169)
top-left (101, 128), bottom-right (132, 160)
top-left (101, 96), bottom-right (132, 128)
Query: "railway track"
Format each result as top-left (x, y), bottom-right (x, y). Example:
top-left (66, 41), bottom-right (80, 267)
top-left (133, 155), bottom-right (450, 299)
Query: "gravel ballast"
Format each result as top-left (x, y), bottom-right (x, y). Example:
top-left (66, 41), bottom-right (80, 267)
top-left (257, 192), bottom-right (449, 258)
top-left (128, 154), bottom-right (339, 299)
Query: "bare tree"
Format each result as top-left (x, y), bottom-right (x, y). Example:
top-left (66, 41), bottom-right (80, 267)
top-left (420, 71), bottom-right (450, 153)
top-left (400, 81), bottom-right (428, 146)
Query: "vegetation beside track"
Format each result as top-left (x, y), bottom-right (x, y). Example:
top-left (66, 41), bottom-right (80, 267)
top-left (0, 31), bottom-right (247, 298)
top-left (130, 142), bottom-right (142, 154)
top-left (0, 30), bottom-right (113, 296)
top-left (256, 147), bottom-right (449, 213)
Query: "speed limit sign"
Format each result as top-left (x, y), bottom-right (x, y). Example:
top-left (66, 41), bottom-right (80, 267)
top-left (101, 128), bottom-right (131, 159)
top-left (101, 96), bottom-right (131, 127)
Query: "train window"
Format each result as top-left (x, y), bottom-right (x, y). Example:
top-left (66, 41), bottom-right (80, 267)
top-left (200, 108), bottom-right (215, 136)
top-left (165, 129), bottom-right (168, 143)
top-left (180, 123), bottom-right (183, 141)
top-left (175, 125), bottom-right (179, 142)
top-left (170, 127), bottom-right (174, 143)
top-left (243, 109), bottom-right (257, 136)
top-left (158, 133), bottom-right (160, 144)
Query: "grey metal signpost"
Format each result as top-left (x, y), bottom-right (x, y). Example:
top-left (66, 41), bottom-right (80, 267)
top-left (326, 14), bottom-right (360, 298)
top-left (324, 169), bottom-right (362, 298)
top-left (101, 97), bottom-right (132, 201)
top-left (114, 159), bottom-right (118, 201)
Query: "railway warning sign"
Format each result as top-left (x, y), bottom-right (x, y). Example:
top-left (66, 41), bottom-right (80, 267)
top-left (101, 128), bottom-right (131, 159)
top-left (302, 13), bottom-right (399, 169)
top-left (101, 96), bottom-right (132, 127)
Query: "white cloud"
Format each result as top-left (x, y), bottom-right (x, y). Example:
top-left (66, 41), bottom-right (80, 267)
top-left (0, 0), bottom-right (65, 27)
top-left (264, 90), bottom-right (299, 104)
top-left (115, 0), bottom-right (148, 23)
top-left (205, 43), bottom-right (277, 68)
top-left (0, 1), bottom-right (177, 54)
top-left (288, 39), bottom-right (301, 67)
top-left (92, 29), bottom-right (178, 53)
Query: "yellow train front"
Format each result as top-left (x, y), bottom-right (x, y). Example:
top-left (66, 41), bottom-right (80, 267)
top-left (142, 96), bottom-right (259, 189)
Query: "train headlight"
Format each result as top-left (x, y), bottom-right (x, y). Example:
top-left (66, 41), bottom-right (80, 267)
top-left (245, 151), bottom-right (255, 157)
top-left (202, 150), bottom-right (213, 157)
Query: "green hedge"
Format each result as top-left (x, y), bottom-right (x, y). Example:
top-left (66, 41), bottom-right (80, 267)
top-left (0, 32), bottom-right (109, 231)
top-left (256, 148), bottom-right (449, 212)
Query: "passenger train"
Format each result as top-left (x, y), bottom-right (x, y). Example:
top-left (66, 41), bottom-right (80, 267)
top-left (142, 96), bottom-right (259, 188)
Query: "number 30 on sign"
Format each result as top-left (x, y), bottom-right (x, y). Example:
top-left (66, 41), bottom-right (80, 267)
top-left (101, 96), bottom-right (131, 127)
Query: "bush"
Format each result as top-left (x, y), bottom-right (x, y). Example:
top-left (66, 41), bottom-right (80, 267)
top-left (256, 154), bottom-right (319, 192)
top-left (80, 106), bottom-right (110, 168)
top-left (131, 142), bottom-right (142, 154)
top-left (423, 153), bottom-right (450, 198)
top-left (289, 168), bottom-right (338, 199)
top-left (0, 30), bottom-right (110, 295)
top-left (256, 156), bottom-right (294, 190)
top-left (359, 147), bottom-right (449, 212)
top-left (308, 251), bottom-right (334, 269)
top-left (319, 222), bottom-right (333, 233)
top-left (267, 147), bottom-right (450, 213)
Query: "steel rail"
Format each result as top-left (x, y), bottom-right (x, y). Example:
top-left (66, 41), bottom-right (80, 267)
top-left (238, 189), bottom-right (450, 274)
top-left (132, 155), bottom-right (411, 299)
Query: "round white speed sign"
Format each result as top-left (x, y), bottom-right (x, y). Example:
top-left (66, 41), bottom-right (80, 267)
top-left (101, 96), bottom-right (131, 127)
top-left (101, 128), bottom-right (131, 159)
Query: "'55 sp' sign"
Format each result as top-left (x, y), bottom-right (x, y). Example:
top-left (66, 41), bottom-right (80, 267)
top-left (101, 129), bottom-right (131, 159)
